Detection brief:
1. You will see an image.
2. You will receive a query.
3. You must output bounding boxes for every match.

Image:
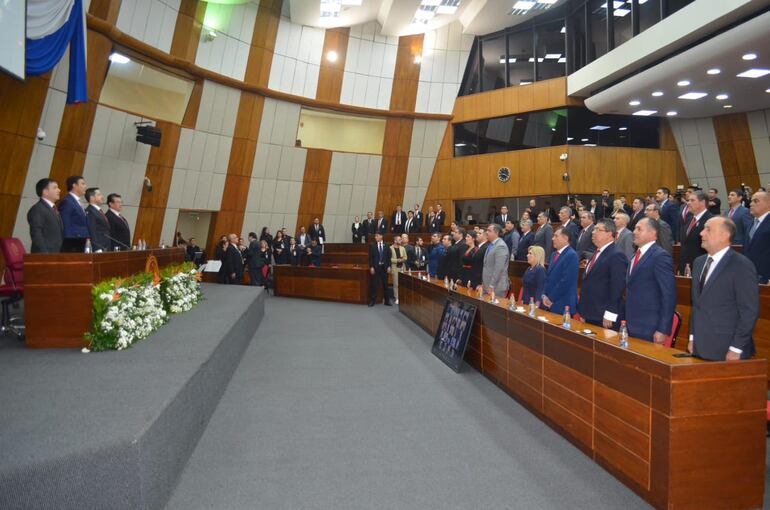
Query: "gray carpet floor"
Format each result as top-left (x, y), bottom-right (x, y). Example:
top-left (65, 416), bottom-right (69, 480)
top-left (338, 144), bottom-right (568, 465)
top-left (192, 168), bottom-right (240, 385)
top-left (166, 297), bottom-right (660, 510)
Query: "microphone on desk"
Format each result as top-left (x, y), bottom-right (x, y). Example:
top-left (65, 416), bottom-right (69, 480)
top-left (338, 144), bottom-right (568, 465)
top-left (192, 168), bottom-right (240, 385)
top-left (104, 234), bottom-right (131, 251)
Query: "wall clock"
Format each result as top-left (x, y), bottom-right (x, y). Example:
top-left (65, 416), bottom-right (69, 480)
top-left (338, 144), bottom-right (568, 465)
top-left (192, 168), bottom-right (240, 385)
top-left (497, 167), bottom-right (511, 183)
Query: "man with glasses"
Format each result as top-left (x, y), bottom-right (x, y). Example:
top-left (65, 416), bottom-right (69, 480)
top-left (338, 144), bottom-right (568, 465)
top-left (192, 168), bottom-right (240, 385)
top-left (644, 203), bottom-right (673, 254)
top-left (744, 191), bottom-right (770, 283)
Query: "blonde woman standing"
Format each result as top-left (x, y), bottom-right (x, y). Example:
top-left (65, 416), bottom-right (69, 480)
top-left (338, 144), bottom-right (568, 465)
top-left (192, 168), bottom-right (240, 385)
top-left (522, 245), bottom-right (546, 305)
top-left (390, 236), bottom-right (407, 304)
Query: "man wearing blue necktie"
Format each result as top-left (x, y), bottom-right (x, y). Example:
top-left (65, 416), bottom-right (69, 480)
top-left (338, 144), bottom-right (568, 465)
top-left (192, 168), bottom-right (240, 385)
top-left (368, 232), bottom-right (392, 307)
top-left (744, 191), bottom-right (770, 283)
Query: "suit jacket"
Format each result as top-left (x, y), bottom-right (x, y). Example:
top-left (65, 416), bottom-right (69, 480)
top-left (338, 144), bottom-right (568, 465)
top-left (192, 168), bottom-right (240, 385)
top-left (307, 244), bottom-right (322, 266)
top-left (657, 220), bottom-right (674, 255)
top-left (27, 199), bottom-right (63, 253)
top-left (614, 228), bottom-right (635, 261)
top-left (577, 243), bottom-right (628, 325)
top-left (375, 218), bottom-right (389, 234)
top-left (369, 241), bottom-right (390, 269)
top-left (515, 231), bottom-right (534, 261)
top-left (58, 193), bottom-right (89, 238)
top-left (628, 210), bottom-right (644, 231)
top-left (594, 202), bottom-right (611, 220)
top-left (724, 205), bottom-right (753, 245)
top-left (86, 204), bottom-right (111, 252)
top-left (503, 229), bottom-right (520, 255)
top-left (744, 214), bottom-right (770, 283)
top-left (493, 214), bottom-right (511, 226)
top-left (223, 244), bottom-right (244, 283)
top-left (404, 217), bottom-right (419, 234)
top-left (469, 243), bottom-right (488, 287)
top-left (351, 222), bottom-right (366, 243)
top-left (402, 244), bottom-right (416, 269)
top-left (690, 250), bottom-right (758, 360)
top-left (679, 211), bottom-right (713, 274)
top-left (308, 224), bottom-right (326, 242)
top-left (391, 211), bottom-right (407, 233)
top-left (428, 243), bottom-right (445, 276)
top-left (413, 211), bottom-right (424, 231)
top-left (542, 247), bottom-right (578, 315)
top-left (296, 233), bottom-right (311, 249)
top-left (677, 204), bottom-right (691, 242)
top-left (532, 223), bottom-right (553, 261)
top-left (363, 218), bottom-right (376, 236)
top-left (481, 238), bottom-right (510, 295)
top-left (412, 244), bottom-right (427, 270)
top-left (429, 210), bottom-right (446, 232)
top-left (107, 210), bottom-right (131, 250)
top-left (625, 244), bottom-right (676, 341)
top-left (575, 224), bottom-right (595, 260)
top-left (562, 221), bottom-right (580, 249)
top-left (660, 199), bottom-right (679, 242)
top-left (446, 240), bottom-right (466, 281)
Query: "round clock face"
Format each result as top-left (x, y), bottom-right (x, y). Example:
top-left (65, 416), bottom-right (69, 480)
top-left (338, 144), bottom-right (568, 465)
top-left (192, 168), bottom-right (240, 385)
top-left (498, 167), bottom-right (511, 183)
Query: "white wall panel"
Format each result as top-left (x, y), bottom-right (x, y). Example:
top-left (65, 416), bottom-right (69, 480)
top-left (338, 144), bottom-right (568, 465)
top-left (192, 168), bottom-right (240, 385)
top-left (340, 21), bottom-right (398, 110)
top-left (749, 109), bottom-right (770, 178)
top-left (117, 0), bottom-right (178, 54)
top-left (416, 21), bottom-right (467, 115)
top-left (267, 18), bottom-right (326, 99)
top-left (195, 1), bottom-right (258, 80)
top-left (670, 117), bottom-right (727, 209)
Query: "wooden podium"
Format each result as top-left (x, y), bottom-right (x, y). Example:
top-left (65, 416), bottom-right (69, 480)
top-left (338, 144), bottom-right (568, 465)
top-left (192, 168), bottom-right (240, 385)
top-left (23, 248), bottom-right (186, 349)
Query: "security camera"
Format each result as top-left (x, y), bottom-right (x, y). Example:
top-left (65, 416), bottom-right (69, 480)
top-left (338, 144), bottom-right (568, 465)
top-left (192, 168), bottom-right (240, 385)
top-left (144, 177), bottom-right (153, 193)
top-left (36, 127), bottom-right (46, 141)
top-left (559, 153), bottom-right (568, 161)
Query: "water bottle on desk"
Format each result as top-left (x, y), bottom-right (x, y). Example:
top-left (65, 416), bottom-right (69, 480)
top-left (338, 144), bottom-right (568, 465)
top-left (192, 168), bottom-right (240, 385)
top-left (562, 306), bottom-right (571, 329)
top-left (684, 264), bottom-right (692, 278)
top-left (84, 238), bottom-right (92, 254)
top-left (444, 276), bottom-right (449, 288)
top-left (528, 297), bottom-right (536, 317)
top-left (619, 321), bottom-right (629, 348)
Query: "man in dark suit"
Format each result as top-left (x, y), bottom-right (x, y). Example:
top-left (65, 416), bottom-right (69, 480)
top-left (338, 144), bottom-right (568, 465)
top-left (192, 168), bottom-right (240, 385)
top-left (308, 217), bottom-right (326, 244)
top-left (445, 228), bottom-right (466, 282)
top-left (186, 237), bottom-right (201, 261)
top-left (628, 197), bottom-right (645, 231)
top-left (594, 190), bottom-right (611, 220)
top-left (502, 220), bottom-right (519, 256)
top-left (106, 193), bottom-right (131, 250)
top-left (494, 205), bottom-right (511, 226)
top-left (577, 219), bottom-right (628, 329)
top-left (391, 205), bottom-right (407, 234)
top-left (84, 187), bottom-right (111, 252)
top-left (58, 175), bottom-right (89, 252)
top-left (351, 215), bottom-right (366, 243)
top-left (541, 227), bottom-right (578, 315)
top-left (724, 189), bottom-right (753, 244)
top-left (362, 212), bottom-right (375, 242)
top-left (745, 191), bottom-right (770, 283)
top-left (404, 210), bottom-right (419, 234)
top-left (413, 237), bottom-right (427, 271)
top-left (412, 204), bottom-right (424, 232)
top-left (575, 211), bottom-right (595, 261)
top-left (223, 234), bottom-right (244, 284)
top-left (296, 226), bottom-right (311, 252)
top-left (644, 203), bottom-right (673, 254)
top-left (679, 190), bottom-right (713, 275)
top-left (532, 212), bottom-right (553, 261)
top-left (431, 203), bottom-right (446, 233)
top-left (706, 188), bottom-right (721, 215)
top-left (375, 210), bottom-right (389, 234)
top-left (368, 232), bottom-right (391, 306)
top-left (527, 199), bottom-right (539, 219)
top-left (306, 239), bottom-right (322, 266)
top-left (400, 234), bottom-right (416, 269)
top-left (27, 178), bottom-right (64, 253)
top-left (558, 206), bottom-right (580, 249)
top-left (625, 218), bottom-right (676, 343)
top-left (515, 220), bottom-right (534, 261)
top-left (656, 187), bottom-right (679, 241)
top-left (688, 217), bottom-right (758, 360)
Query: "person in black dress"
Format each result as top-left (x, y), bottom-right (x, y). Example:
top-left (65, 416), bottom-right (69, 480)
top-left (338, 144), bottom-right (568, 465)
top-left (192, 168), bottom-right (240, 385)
top-left (272, 231), bottom-right (287, 264)
top-left (260, 227), bottom-right (273, 246)
top-left (215, 235), bottom-right (228, 283)
top-left (470, 229), bottom-right (489, 290)
top-left (461, 231), bottom-right (478, 286)
top-left (352, 216), bottom-right (366, 243)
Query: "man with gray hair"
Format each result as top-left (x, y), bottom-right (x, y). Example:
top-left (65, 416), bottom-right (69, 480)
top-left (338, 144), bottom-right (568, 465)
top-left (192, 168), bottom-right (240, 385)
top-left (679, 189), bottom-right (713, 274)
top-left (613, 212), bottom-right (635, 261)
top-left (559, 206), bottom-right (579, 249)
top-left (516, 219), bottom-right (534, 261)
top-left (482, 223), bottom-right (510, 297)
top-left (644, 202), bottom-right (673, 254)
top-left (533, 212), bottom-right (553, 260)
top-left (575, 210), bottom-right (595, 260)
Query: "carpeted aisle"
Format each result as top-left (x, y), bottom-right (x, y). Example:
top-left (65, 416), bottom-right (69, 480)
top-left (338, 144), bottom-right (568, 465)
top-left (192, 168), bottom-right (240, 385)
top-left (165, 297), bottom-right (653, 510)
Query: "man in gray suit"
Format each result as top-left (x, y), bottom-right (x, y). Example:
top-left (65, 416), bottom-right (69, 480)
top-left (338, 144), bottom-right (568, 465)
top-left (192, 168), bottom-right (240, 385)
top-left (688, 217), bottom-right (758, 360)
top-left (27, 178), bottom-right (64, 253)
top-left (724, 188), bottom-right (753, 244)
top-left (613, 212), bottom-right (635, 261)
top-left (532, 212), bottom-right (553, 260)
top-left (482, 223), bottom-right (510, 297)
top-left (558, 206), bottom-right (580, 249)
top-left (575, 211), bottom-right (595, 260)
top-left (644, 203), bottom-right (673, 254)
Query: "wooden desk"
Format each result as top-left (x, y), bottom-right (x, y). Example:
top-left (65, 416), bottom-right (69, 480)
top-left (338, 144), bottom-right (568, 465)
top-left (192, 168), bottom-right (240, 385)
top-left (24, 248), bottom-right (185, 349)
top-left (399, 273), bottom-right (766, 510)
top-left (273, 264), bottom-right (374, 305)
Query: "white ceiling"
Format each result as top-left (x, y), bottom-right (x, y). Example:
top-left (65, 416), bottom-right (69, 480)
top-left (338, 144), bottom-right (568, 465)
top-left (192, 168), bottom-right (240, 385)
top-left (584, 9), bottom-right (770, 119)
top-left (288, 0), bottom-right (567, 37)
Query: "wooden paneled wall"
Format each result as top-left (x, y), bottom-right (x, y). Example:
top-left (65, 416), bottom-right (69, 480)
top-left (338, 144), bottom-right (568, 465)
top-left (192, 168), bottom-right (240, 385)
top-left (374, 34), bottom-right (424, 215)
top-left (208, 0), bottom-right (282, 252)
top-left (296, 149), bottom-right (334, 230)
top-left (713, 113), bottom-right (761, 191)
top-left (133, 0), bottom-right (207, 245)
top-left (315, 28), bottom-right (350, 103)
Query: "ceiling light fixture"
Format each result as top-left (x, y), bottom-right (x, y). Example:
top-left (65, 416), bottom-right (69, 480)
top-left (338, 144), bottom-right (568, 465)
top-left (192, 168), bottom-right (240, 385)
top-left (651, 91), bottom-right (663, 97)
top-left (414, 8), bottom-right (435, 20)
top-left (715, 93), bottom-right (729, 100)
top-left (421, 0), bottom-right (441, 5)
top-left (742, 53), bottom-right (758, 60)
top-left (706, 68), bottom-right (721, 75)
top-left (338, 0), bottom-right (363, 4)
top-left (678, 92), bottom-right (708, 100)
top-left (633, 110), bottom-right (657, 116)
top-left (558, 57), bottom-right (566, 63)
top-left (737, 68), bottom-right (770, 78)
top-left (766, 88), bottom-right (770, 93)
top-left (581, 138), bottom-right (589, 142)
top-left (108, 53), bottom-right (130, 64)
top-left (538, 0), bottom-right (558, 3)
top-left (512, 1), bottom-right (536, 10)
top-left (560, 26), bottom-right (566, 34)
top-left (666, 111), bottom-right (678, 116)
top-left (677, 80), bottom-right (690, 87)
top-left (628, 100), bottom-right (641, 106)
top-left (590, 125), bottom-right (611, 130)
top-left (545, 53), bottom-right (561, 59)
top-left (436, 5), bottom-right (459, 14)
top-left (618, 127), bottom-right (627, 131)
top-left (614, 8), bottom-right (631, 16)
top-left (567, 137), bottom-right (574, 141)
top-left (723, 105), bottom-right (733, 109)
top-left (326, 50), bottom-right (338, 62)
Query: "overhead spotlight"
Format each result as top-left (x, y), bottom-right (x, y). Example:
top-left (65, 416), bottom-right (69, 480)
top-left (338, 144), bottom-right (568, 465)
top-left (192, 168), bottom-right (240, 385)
top-left (742, 53), bottom-right (758, 60)
top-left (737, 68), bottom-right (770, 78)
top-left (678, 92), bottom-right (708, 100)
top-left (723, 104), bottom-right (733, 109)
top-left (628, 100), bottom-right (641, 106)
top-left (677, 80), bottom-right (690, 86)
top-left (203, 28), bottom-right (217, 42)
top-left (706, 68), bottom-right (720, 75)
top-left (666, 111), bottom-right (678, 116)
top-left (618, 127), bottom-right (627, 131)
top-left (715, 93), bottom-right (729, 100)
top-left (326, 50), bottom-right (338, 62)
top-left (108, 52), bottom-right (130, 64)
top-left (766, 88), bottom-right (770, 93)
top-left (651, 91), bottom-right (663, 97)
top-left (632, 110), bottom-right (657, 116)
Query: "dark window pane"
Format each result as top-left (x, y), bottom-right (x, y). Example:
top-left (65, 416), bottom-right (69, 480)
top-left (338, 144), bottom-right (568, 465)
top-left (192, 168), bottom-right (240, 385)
top-left (639, 0), bottom-right (661, 33)
top-left (567, 107), bottom-right (659, 148)
top-left (589, 0), bottom-right (608, 61)
top-left (665, 0), bottom-right (695, 16)
top-left (480, 35), bottom-right (507, 92)
top-left (453, 121), bottom-right (479, 157)
top-left (567, 6), bottom-right (587, 73)
top-left (536, 20), bottom-right (566, 81)
top-left (612, 1), bottom-right (633, 48)
top-left (507, 28), bottom-right (534, 86)
top-left (459, 38), bottom-right (480, 96)
top-left (478, 117), bottom-right (516, 153)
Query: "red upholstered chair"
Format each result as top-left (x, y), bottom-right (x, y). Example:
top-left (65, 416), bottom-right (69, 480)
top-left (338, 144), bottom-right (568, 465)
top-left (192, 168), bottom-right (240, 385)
top-left (664, 311), bottom-right (682, 348)
top-left (0, 238), bottom-right (25, 338)
top-left (517, 287), bottom-right (523, 303)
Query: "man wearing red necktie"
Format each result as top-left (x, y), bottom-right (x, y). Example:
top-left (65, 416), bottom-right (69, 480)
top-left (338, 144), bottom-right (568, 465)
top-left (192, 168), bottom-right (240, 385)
top-left (678, 190), bottom-right (713, 275)
top-left (107, 193), bottom-right (132, 250)
top-left (85, 187), bottom-right (111, 252)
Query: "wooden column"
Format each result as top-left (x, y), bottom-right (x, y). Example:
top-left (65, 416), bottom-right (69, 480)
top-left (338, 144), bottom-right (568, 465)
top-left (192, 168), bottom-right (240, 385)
top-left (713, 113), bottom-right (761, 191)
top-left (314, 28), bottom-right (350, 103)
top-left (375, 34), bottom-right (423, 215)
